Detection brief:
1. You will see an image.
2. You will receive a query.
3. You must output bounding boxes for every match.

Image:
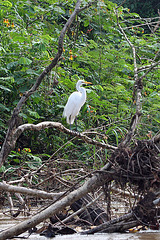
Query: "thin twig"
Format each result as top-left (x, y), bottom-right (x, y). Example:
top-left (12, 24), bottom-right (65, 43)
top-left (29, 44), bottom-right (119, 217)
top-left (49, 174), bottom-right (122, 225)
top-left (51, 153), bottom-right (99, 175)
top-left (116, 0), bottom-right (127, 10)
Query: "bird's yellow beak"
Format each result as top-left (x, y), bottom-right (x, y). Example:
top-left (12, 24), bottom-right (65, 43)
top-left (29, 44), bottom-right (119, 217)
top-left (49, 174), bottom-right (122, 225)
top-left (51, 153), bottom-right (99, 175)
top-left (84, 81), bottom-right (92, 85)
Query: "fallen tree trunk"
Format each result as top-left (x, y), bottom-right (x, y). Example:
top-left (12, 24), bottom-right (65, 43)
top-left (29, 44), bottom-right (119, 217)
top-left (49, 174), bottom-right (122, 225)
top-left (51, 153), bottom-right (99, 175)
top-left (0, 163), bottom-right (112, 239)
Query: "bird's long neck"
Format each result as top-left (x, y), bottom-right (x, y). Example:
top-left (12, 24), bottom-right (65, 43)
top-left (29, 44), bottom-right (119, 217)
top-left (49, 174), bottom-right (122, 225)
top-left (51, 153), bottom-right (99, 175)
top-left (76, 83), bottom-right (86, 102)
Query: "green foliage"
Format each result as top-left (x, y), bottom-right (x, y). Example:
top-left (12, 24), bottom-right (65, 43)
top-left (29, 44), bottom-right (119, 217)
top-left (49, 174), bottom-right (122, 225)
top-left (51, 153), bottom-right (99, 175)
top-left (0, 148), bottom-right (42, 173)
top-left (112, 0), bottom-right (160, 18)
top-left (0, 0), bottom-right (159, 169)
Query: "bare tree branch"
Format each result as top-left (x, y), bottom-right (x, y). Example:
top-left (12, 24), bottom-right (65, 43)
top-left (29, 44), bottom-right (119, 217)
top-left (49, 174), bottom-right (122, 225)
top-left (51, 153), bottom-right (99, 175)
top-left (61, 192), bottom-right (104, 224)
top-left (0, 182), bottom-right (64, 200)
top-left (139, 60), bottom-right (160, 82)
top-left (123, 20), bottom-right (160, 30)
top-left (114, 9), bottom-right (160, 148)
top-left (114, 10), bottom-right (138, 83)
top-left (153, 9), bottom-right (160, 33)
top-left (137, 49), bottom-right (160, 71)
top-left (11, 122), bottom-right (117, 151)
top-left (116, 0), bottom-right (127, 10)
top-left (153, 133), bottom-right (160, 144)
top-left (115, 9), bottom-right (142, 146)
top-left (82, 212), bottom-right (134, 234)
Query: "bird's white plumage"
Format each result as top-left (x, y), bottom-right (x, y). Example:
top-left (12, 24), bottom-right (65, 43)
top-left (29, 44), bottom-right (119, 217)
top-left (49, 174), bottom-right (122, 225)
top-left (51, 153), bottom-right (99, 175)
top-left (63, 80), bottom-right (90, 125)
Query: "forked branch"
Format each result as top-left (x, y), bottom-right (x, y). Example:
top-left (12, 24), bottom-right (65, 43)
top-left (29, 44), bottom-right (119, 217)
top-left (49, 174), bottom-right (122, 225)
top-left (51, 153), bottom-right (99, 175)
top-left (11, 121), bottom-right (117, 151)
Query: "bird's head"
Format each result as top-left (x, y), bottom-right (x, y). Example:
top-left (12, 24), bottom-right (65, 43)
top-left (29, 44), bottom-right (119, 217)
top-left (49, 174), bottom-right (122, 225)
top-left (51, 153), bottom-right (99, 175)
top-left (77, 80), bottom-right (92, 86)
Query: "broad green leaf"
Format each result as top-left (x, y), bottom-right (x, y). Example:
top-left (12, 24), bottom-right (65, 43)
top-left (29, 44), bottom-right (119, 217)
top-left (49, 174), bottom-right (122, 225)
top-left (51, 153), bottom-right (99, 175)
top-left (0, 76), bottom-right (14, 83)
top-left (26, 69), bottom-right (39, 75)
top-left (7, 61), bottom-right (18, 69)
top-left (0, 165), bottom-right (6, 173)
top-left (18, 57), bottom-right (32, 65)
top-left (84, 19), bottom-right (89, 27)
top-left (27, 110), bottom-right (41, 119)
top-left (53, 6), bottom-right (65, 14)
top-left (32, 155), bottom-right (42, 163)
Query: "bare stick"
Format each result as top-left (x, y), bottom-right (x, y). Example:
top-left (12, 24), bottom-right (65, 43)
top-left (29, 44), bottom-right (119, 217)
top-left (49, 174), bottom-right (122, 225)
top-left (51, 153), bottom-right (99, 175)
top-left (153, 9), bottom-right (160, 33)
top-left (0, 182), bottom-right (64, 200)
top-left (139, 60), bottom-right (160, 82)
top-left (116, 0), bottom-right (127, 10)
top-left (82, 211), bottom-right (133, 234)
top-left (152, 132), bottom-right (160, 146)
top-left (6, 192), bottom-right (14, 216)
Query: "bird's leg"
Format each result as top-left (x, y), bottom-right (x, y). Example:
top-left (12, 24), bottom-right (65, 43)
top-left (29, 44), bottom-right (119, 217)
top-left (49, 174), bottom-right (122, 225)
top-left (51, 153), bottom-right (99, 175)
top-left (69, 115), bottom-right (72, 130)
top-left (75, 117), bottom-right (77, 131)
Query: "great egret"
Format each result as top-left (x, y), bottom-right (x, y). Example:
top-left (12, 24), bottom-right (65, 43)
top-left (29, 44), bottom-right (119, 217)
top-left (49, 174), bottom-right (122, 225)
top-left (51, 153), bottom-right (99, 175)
top-left (63, 80), bottom-right (92, 130)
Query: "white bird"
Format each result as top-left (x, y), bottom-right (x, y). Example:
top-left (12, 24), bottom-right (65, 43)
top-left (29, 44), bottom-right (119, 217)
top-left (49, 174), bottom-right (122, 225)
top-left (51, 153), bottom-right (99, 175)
top-left (63, 80), bottom-right (92, 130)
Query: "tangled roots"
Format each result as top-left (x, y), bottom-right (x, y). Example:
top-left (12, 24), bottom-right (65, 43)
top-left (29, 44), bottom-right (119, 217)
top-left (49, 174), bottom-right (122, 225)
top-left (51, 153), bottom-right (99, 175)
top-left (111, 140), bottom-right (160, 191)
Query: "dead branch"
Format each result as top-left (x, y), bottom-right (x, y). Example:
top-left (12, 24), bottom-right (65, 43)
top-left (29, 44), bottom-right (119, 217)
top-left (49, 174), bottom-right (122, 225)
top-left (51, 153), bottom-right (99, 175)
top-left (4, 121), bottom-right (116, 156)
top-left (153, 9), bottom-right (160, 32)
top-left (82, 212), bottom-right (134, 234)
top-left (116, 0), bottom-right (127, 9)
top-left (123, 21), bottom-right (160, 29)
top-left (115, 9), bottom-right (160, 148)
top-left (115, 10), bottom-right (138, 84)
top-left (6, 192), bottom-right (14, 216)
top-left (16, 122), bottom-right (116, 149)
top-left (153, 133), bottom-right (160, 144)
top-left (138, 49), bottom-right (160, 71)
top-left (138, 64), bottom-right (159, 73)
top-left (0, 2), bottom-right (159, 239)
top-left (138, 60), bottom-right (160, 83)
top-left (0, 182), bottom-right (64, 200)
top-left (115, 9), bottom-right (142, 146)
top-left (153, 198), bottom-right (160, 205)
